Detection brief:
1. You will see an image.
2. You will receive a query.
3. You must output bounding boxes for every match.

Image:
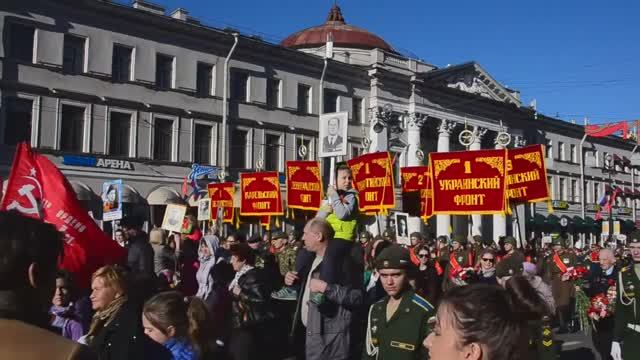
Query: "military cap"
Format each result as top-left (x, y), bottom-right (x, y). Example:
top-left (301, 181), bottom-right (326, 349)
top-left (375, 244), bottom-right (411, 270)
top-left (629, 230), bottom-right (640, 244)
top-left (359, 231), bottom-right (372, 240)
top-left (452, 234), bottom-right (467, 245)
top-left (504, 236), bottom-right (517, 246)
top-left (270, 230), bottom-right (287, 240)
top-left (551, 236), bottom-right (564, 246)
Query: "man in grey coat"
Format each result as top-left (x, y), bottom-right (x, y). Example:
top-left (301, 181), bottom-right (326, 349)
top-left (284, 217), bottom-right (364, 360)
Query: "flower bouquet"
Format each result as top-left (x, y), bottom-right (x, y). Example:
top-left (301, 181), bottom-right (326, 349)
top-left (450, 267), bottom-right (476, 286)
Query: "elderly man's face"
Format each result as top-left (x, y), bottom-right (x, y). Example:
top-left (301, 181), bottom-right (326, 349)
top-left (599, 249), bottom-right (615, 270)
top-left (328, 118), bottom-right (339, 136)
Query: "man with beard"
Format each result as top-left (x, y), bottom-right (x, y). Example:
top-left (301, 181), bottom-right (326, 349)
top-left (363, 244), bottom-right (434, 360)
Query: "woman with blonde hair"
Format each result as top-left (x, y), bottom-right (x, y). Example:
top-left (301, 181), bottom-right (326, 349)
top-left (81, 265), bottom-right (170, 359)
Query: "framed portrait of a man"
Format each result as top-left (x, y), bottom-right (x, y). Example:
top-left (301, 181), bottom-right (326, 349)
top-left (197, 198), bottom-right (211, 221)
top-left (394, 212), bottom-right (410, 245)
top-left (319, 111), bottom-right (348, 158)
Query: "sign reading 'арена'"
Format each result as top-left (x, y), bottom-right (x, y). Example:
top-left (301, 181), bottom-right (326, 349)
top-left (430, 149), bottom-right (507, 215)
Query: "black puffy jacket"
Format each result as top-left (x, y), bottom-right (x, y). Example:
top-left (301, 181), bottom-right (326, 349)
top-left (231, 268), bottom-right (276, 329)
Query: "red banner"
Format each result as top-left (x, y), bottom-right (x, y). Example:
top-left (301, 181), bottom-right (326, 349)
top-left (240, 172), bottom-right (283, 216)
top-left (506, 144), bottom-right (550, 203)
top-left (401, 166), bottom-right (433, 220)
top-left (286, 161), bottom-right (322, 211)
top-left (429, 149), bottom-right (507, 214)
top-left (0, 143), bottom-right (125, 287)
top-left (585, 121), bottom-right (628, 138)
top-left (347, 152), bottom-right (395, 213)
top-left (207, 182), bottom-right (234, 223)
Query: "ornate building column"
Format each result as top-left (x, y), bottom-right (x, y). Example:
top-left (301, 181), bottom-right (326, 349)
top-left (407, 113), bottom-right (428, 235)
top-left (436, 119), bottom-right (456, 237)
top-left (470, 126), bottom-right (488, 237)
top-left (492, 133), bottom-right (508, 242)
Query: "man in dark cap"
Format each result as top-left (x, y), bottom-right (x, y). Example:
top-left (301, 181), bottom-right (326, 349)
top-left (496, 236), bottom-right (525, 278)
top-left (442, 234), bottom-right (474, 290)
top-left (611, 231), bottom-right (640, 360)
top-left (359, 231), bottom-right (373, 249)
top-left (363, 245), bottom-right (434, 360)
top-left (539, 235), bottom-right (576, 333)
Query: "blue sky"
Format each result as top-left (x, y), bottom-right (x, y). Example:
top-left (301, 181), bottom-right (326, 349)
top-left (131, 0), bottom-right (638, 125)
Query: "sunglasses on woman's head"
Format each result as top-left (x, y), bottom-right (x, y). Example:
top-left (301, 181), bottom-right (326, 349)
top-left (481, 257), bottom-right (495, 263)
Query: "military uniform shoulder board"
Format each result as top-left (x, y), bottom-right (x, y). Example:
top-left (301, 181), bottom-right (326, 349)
top-left (412, 293), bottom-right (435, 312)
top-left (621, 265), bottom-right (631, 273)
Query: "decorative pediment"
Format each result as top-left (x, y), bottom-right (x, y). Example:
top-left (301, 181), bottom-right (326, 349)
top-left (422, 62), bottom-right (521, 106)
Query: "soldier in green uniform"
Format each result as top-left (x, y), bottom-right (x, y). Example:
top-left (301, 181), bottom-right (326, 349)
top-left (363, 245), bottom-right (435, 360)
top-left (442, 234), bottom-right (474, 290)
top-left (496, 236), bottom-right (525, 277)
top-left (611, 232), bottom-right (640, 360)
top-left (538, 236), bottom-right (577, 333)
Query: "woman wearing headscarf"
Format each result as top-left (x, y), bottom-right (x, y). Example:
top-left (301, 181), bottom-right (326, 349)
top-left (195, 234), bottom-right (220, 302)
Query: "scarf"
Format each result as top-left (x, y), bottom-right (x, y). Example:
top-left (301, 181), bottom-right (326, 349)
top-left (480, 268), bottom-right (496, 278)
top-left (85, 295), bottom-right (127, 344)
top-left (229, 265), bottom-right (254, 291)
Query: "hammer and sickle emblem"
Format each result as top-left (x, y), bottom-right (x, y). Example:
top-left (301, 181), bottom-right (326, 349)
top-left (7, 183), bottom-right (41, 217)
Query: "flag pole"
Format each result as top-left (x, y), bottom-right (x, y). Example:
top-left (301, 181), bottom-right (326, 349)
top-left (580, 118), bottom-right (588, 244)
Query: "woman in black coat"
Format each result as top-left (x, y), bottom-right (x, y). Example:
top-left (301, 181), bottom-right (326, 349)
top-left (412, 245), bottom-right (442, 305)
top-left (228, 244), bottom-right (277, 360)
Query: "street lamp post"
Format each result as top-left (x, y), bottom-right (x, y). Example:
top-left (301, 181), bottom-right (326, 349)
top-left (603, 154), bottom-right (616, 244)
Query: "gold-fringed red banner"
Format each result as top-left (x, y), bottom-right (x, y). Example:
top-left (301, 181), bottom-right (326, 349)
top-left (207, 182), bottom-right (234, 223)
top-left (286, 161), bottom-right (323, 211)
top-left (240, 171), bottom-right (283, 216)
top-left (401, 166), bottom-right (433, 221)
top-left (506, 144), bottom-right (550, 203)
top-left (430, 149), bottom-right (507, 214)
top-left (348, 152), bottom-right (395, 213)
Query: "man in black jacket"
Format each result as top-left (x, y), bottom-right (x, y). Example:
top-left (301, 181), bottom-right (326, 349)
top-left (584, 248), bottom-right (618, 360)
top-left (120, 216), bottom-right (155, 299)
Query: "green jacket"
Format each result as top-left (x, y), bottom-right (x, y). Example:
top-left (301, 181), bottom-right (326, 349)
top-left (613, 264), bottom-right (640, 358)
top-left (363, 289), bottom-right (434, 360)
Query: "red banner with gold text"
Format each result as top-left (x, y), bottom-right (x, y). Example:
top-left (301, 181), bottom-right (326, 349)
top-left (207, 182), bottom-right (234, 223)
top-left (347, 152), bottom-right (395, 213)
top-left (240, 172), bottom-right (283, 216)
top-left (401, 166), bottom-right (433, 220)
top-left (506, 144), bottom-right (550, 203)
top-left (286, 161), bottom-right (323, 211)
top-left (430, 149), bottom-right (507, 214)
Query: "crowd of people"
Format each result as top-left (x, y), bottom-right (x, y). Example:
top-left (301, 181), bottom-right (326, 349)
top-left (1, 165), bottom-right (640, 360)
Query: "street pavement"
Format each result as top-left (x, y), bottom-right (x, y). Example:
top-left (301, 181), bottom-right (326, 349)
top-left (557, 330), bottom-right (600, 360)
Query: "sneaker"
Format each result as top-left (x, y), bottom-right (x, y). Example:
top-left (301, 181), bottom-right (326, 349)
top-left (271, 287), bottom-right (298, 301)
top-left (309, 292), bottom-right (325, 305)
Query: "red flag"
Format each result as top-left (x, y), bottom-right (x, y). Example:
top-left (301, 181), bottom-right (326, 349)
top-left (585, 121), bottom-right (628, 138)
top-left (0, 143), bottom-right (125, 287)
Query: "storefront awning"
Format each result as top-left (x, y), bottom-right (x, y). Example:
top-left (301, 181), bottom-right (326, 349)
top-left (147, 187), bottom-right (182, 205)
top-left (635, 189), bottom-right (640, 198)
top-left (624, 187), bottom-right (634, 197)
top-left (572, 215), bottom-right (584, 226)
top-left (121, 185), bottom-right (142, 203)
top-left (69, 181), bottom-right (95, 201)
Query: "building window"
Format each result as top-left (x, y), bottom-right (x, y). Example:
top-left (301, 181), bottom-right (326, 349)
top-left (558, 142), bottom-right (565, 161)
top-left (109, 112), bottom-right (131, 157)
top-left (63, 35), bottom-right (86, 74)
top-left (4, 97), bottom-right (33, 145)
top-left (559, 177), bottom-right (566, 200)
top-left (153, 118), bottom-right (173, 161)
top-left (229, 128), bottom-right (249, 169)
top-left (265, 133), bottom-right (281, 171)
top-left (297, 84), bottom-right (311, 114)
top-left (59, 104), bottom-right (85, 152)
top-left (8, 23), bottom-right (35, 62)
top-left (571, 179), bottom-right (578, 202)
top-left (351, 97), bottom-right (363, 124)
top-left (194, 124), bottom-right (212, 164)
top-left (547, 176), bottom-right (554, 199)
top-left (155, 54), bottom-right (174, 90)
top-left (546, 140), bottom-right (553, 159)
top-left (594, 150), bottom-right (600, 167)
top-left (570, 144), bottom-right (577, 163)
top-left (266, 78), bottom-right (281, 108)
top-left (230, 71), bottom-right (249, 102)
top-left (112, 45), bottom-right (133, 82)
top-left (352, 145), bottom-right (363, 158)
top-left (196, 62), bottom-right (213, 97)
top-left (323, 89), bottom-right (338, 114)
top-left (594, 182), bottom-right (600, 203)
top-left (296, 137), bottom-right (312, 161)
